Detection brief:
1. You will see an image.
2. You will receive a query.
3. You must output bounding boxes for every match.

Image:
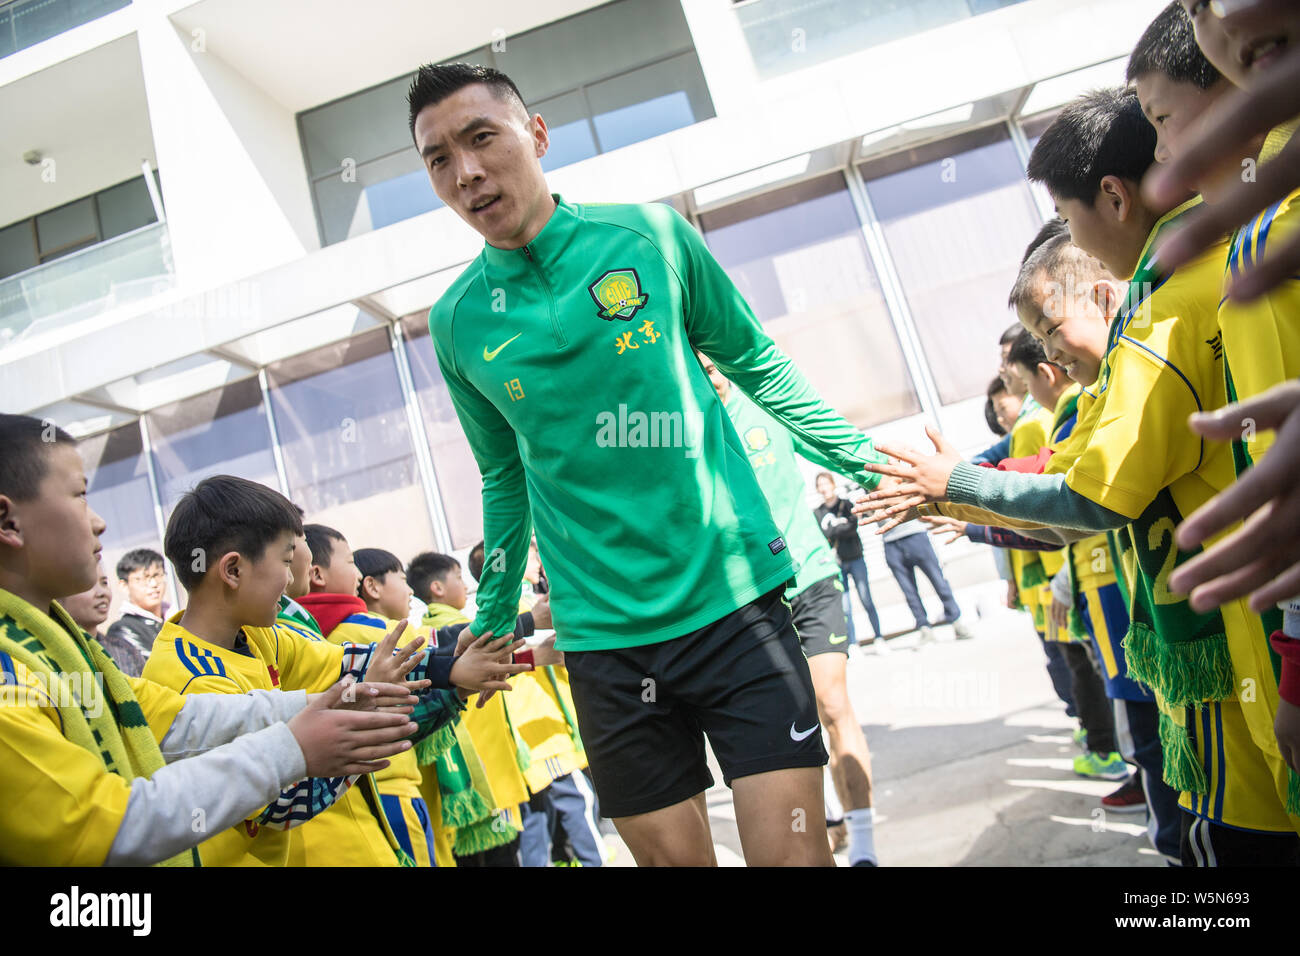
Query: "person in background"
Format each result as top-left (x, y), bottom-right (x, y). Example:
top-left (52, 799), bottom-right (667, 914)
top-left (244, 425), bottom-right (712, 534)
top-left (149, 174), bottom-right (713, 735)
top-left (104, 547), bottom-right (168, 675)
top-left (813, 473), bottom-right (883, 647)
top-left (62, 561), bottom-right (114, 648)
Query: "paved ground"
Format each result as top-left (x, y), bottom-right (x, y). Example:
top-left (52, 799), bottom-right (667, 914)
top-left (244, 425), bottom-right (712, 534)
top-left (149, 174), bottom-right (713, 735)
top-left (595, 578), bottom-right (1167, 867)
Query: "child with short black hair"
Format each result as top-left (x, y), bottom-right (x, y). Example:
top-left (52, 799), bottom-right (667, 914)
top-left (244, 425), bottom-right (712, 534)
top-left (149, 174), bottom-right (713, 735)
top-left (0, 415), bottom-right (417, 865)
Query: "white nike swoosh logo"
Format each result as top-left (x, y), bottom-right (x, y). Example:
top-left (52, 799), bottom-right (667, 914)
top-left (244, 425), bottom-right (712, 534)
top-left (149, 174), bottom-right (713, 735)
top-left (790, 722), bottom-right (819, 742)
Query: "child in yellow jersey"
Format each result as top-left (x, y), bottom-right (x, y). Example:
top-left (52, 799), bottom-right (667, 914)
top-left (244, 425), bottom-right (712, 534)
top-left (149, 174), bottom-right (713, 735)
top-left (143, 496), bottom-right (521, 867)
top-left (862, 87), bottom-right (1300, 864)
top-left (353, 545), bottom-right (455, 866)
top-left (411, 548), bottom-right (528, 865)
top-left (296, 524), bottom-right (521, 866)
top-left (0, 418), bottom-right (427, 866)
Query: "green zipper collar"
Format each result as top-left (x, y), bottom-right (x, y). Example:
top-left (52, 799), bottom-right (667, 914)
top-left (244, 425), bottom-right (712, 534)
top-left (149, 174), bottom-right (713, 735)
top-left (482, 193), bottom-right (577, 272)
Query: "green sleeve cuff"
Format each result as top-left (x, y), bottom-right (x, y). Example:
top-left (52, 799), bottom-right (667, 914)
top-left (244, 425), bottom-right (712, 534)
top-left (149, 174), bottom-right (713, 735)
top-left (946, 461), bottom-right (988, 505)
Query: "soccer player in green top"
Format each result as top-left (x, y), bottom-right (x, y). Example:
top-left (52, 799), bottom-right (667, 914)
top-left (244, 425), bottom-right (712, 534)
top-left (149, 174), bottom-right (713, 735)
top-left (408, 63), bottom-right (891, 866)
top-left (702, 354), bottom-right (881, 866)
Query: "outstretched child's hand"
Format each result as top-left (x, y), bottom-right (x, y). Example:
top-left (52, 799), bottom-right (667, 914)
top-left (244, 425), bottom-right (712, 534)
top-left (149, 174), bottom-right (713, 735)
top-left (316, 676), bottom-right (417, 715)
top-left (364, 620), bottom-right (432, 693)
top-left (450, 631), bottom-right (532, 707)
top-left (289, 678), bottom-right (417, 776)
top-left (923, 514), bottom-right (968, 546)
top-left (858, 426), bottom-right (962, 532)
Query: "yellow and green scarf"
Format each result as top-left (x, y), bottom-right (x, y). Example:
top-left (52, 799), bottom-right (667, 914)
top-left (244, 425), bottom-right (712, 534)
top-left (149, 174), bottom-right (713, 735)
top-left (0, 587), bottom-right (195, 866)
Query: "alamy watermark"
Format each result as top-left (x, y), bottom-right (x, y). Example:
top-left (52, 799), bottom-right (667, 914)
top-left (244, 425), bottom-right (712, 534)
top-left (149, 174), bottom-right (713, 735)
top-left (594, 404), bottom-right (704, 458)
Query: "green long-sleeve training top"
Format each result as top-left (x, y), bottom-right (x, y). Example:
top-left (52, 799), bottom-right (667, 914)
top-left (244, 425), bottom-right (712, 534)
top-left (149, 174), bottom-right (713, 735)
top-left (430, 194), bottom-right (887, 652)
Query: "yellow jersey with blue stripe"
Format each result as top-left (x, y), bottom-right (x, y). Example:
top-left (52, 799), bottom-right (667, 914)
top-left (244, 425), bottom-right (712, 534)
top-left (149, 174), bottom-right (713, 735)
top-left (423, 603), bottom-right (529, 817)
top-left (1219, 183), bottom-right (1300, 468)
top-left (141, 619), bottom-right (396, 865)
top-left (1055, 206), bottom-right (1297, 831)
top-left (1007, 405), bottom-right (1064, 624)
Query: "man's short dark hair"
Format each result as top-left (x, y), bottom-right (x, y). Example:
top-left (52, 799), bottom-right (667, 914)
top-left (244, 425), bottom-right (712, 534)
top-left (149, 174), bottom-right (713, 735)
top-left (0, 414), bottom-right (76, 503)
top-left (1008, 230), bottom-right (1111, 313)
top-left (999, 323), bottom-right (1023, 347)
top-left (1008, 328), bottom-right (1052, 374)
top-left (467, 541), bottom-right (486, 583)
top-left (164, 476), bottom-right (303, 592)
top-left (406, 62), bottom-right (528, 142)
top-left (407, 551), bottom-right (460, 603)
top-left (354, 547), bottom-right (403, 596)
top-left (303, 524), bottom-right (345, 568)
top-left (1126, 2), bottom-right (1220, 90)
top-left (116, 547), bottom-right (164, 582)
top-left (1026, 87), bottom-right (1156, 204)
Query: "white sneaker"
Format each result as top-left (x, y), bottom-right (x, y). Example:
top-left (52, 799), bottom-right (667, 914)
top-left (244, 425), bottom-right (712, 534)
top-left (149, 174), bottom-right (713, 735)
top-left (953, 618), bottom-right (976, 640)
top-left (873, 636), bottom-right (892, 656)
top-left (916, 625), bottom-right (936, 648)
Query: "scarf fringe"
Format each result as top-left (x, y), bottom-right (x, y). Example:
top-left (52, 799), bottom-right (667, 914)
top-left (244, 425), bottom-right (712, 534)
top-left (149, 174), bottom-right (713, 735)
top-left (415, 722), bottom-right (458, 766)
top-left (440, 786), bottom-right (494, 830)
top-left (452, 813), bottom-right (517, 856)
top-left (1123, 623), bottom-right (1234, 706)
top-left (1158, 709), bottom-right (1207, 795)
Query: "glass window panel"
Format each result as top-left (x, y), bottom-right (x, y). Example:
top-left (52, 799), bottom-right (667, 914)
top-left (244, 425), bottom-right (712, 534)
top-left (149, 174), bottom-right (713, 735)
top-left (146, 377), bottom-right (279, 522)
top-left (267, 328), bottom-right (436, 562)
top-left (0, 220), bottom-right (38, 280)
top-left (80, 423), bottom-right (163, 613)
top-left (496, 0), bottom-right (694, 103)
top-left (300, 74), bottom-right (416, 179)
top-left (736, 0), bottom-right (1030, 79)
top-left (96, 175), bottom-right (158, 241)
top-left (533, 91), bottom-right (598, 172)
top-left (3, 0), bottom-right (130, 59)
top-left (700, 173), bottom-right (921, 428)
top-left (36, 197), bottom-right (98, 258)
top-left (314, 151), bottom-right (439, 245)
top-left (401, 313), bottom-right (483, 551)
top-left (862, 135), bottom-right (1045, 405)
top-left (587, 52), bottom-right (712, 152)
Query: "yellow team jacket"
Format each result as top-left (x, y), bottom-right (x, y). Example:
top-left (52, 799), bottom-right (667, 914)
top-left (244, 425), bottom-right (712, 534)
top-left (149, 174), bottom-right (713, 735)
top-left (142, 616), bottom-right (403, 866)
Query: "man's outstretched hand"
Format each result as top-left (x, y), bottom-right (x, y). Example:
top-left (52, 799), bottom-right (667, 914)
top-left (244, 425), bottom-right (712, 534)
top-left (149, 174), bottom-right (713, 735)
top-left (449, 629), bottom-right (531, 707)
top-left (1169, 381), bottom-right (1300, 613)
top-left (853, 426), bottom-right (962, 533)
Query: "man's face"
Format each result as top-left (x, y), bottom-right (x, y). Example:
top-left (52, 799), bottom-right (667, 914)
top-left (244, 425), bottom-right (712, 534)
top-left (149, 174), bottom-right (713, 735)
top-left (992, 392), bottom-right (1023, 433)
top-left (815, 475), bottom-right (837, 502)
top-left (1017, 270), bottom-right (1112, 387)
top-left (243, 533), bottom-right (296, 627)
top-left (413, 83), bottom-right (552, 249)
top-left (123, 561), bottom-right (165, 611)
top-left (313, 537), bottom-right (360, 596)
top-left (287, 533), bottom-right (311, 600)
top-left (1183, 0), bottom-right (1300, 90)
top-left (62, 567), bottom-right (112, 631)
top-left (2, 444), bottom-right (106, 603)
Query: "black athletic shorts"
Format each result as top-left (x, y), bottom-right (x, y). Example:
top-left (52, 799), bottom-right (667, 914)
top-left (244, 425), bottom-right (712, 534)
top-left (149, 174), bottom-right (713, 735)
top-left (1180, 812), bottom-right (1300, 866)
top-left (790, 575), bottom-right (851, 657)
top-left (563, 585), bottom-right (828, 818)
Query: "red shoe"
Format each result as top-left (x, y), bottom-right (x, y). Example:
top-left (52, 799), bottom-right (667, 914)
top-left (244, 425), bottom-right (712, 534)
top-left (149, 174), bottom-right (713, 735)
top-left (1100, 774), bottom-right (1146, 813)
